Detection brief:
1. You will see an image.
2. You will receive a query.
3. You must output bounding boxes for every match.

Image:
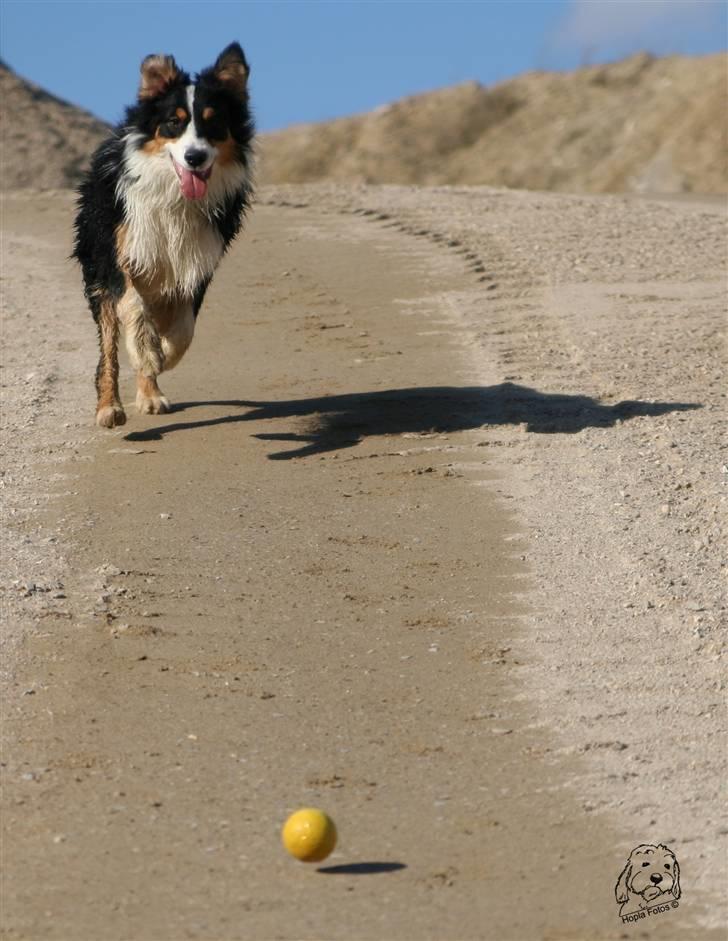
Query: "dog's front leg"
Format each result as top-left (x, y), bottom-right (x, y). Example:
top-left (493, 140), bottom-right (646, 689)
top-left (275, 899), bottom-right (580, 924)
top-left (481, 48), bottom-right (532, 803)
top-left (95, 295), bottom-right (126, 428)
top-left (119, 288), bottom-right (169, 415)
top-left (136, 370), bottom-right (170, 415)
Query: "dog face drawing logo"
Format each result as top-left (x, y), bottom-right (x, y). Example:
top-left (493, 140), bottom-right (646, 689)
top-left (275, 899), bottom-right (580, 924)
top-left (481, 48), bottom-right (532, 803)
top-left (615, 844), bottom-right (681, 916)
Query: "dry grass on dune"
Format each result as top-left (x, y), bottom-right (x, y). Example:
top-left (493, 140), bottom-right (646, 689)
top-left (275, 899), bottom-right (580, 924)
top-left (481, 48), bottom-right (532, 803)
top-left (259, 52), bottom-right (728, 194)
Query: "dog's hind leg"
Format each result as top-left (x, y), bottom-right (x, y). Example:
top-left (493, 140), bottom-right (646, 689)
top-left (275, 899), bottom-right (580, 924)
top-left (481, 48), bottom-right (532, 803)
top-left (95, 295), bottom-right (126, 428)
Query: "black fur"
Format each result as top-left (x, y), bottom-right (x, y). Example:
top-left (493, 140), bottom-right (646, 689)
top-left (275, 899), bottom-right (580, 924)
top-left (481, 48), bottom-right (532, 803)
top-left (73, 136), bottom-right (127, 320)
top-left (72, 43), bottom-right (254, 426)
top-left (73, 42), bottom-right (254, 320)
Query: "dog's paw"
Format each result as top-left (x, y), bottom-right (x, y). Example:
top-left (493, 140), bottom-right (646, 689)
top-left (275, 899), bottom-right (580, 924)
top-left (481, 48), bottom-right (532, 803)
top-left (136, 391), bottom-right (170, 415)
top-left (96, 404), bottom-right (127, 428)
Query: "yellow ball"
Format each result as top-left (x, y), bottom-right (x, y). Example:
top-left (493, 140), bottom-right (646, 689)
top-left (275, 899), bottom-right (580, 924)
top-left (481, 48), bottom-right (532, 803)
top-left (282, 808), bottom-right (337, 863)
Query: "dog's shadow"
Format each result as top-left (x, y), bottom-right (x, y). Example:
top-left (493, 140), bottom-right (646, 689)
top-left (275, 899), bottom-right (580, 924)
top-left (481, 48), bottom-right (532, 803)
top-left (124, 382), bottom-right (699, 459)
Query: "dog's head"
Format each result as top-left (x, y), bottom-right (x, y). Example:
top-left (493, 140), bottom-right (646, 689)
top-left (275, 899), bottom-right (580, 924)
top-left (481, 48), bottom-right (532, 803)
top-left (123, 43), bottom-right (253, 202)
top-left (615, 844), bottom-right (680, 905)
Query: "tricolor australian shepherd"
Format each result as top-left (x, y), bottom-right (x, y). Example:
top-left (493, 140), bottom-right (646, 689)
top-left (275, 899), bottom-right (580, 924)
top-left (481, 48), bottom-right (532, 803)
top-left (73, 43), bottom-right (254, 427)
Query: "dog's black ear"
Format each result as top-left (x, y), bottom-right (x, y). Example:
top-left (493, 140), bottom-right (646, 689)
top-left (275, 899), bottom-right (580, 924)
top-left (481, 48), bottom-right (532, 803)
top-left (213, 42), bottom-right (250, 99)
top-left (615, 862), bottom-right (632, 904)
top-left (139, 54), bottom-right (180, 100)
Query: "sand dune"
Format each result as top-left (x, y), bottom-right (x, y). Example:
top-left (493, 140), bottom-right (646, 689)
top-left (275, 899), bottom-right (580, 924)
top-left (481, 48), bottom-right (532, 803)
top-left (0, 60), bottom-right (109, 190)
top-left (260, 52), bottom-right (727, 193)
top-left (2, 53), bottom-right (725, 194)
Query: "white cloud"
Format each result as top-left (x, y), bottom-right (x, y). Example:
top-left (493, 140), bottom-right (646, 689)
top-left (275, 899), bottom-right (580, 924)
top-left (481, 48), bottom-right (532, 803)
top-left (553, 0), bottom-right (722, 51)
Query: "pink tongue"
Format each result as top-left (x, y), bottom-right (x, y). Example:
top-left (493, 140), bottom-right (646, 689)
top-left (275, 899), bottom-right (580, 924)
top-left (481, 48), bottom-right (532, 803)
top-left (178, 167), bottom-right (208, 200)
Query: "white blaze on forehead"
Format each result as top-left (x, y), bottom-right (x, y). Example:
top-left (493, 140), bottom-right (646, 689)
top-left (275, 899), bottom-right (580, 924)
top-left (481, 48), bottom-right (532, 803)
top-left (180, 85), bottom-right (202, 146)
top-left (168, 84), bottom-right (214, 169)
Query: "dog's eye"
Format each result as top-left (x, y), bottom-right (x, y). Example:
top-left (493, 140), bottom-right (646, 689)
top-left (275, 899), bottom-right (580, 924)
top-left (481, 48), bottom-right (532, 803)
top-left (665, 863), bottom-right (671, 870)
top-left (161, 118), bottom-right (184, 137)
top-left (642, 862), bottom-right (650, 867)
top-left (157, 115), bottom-right (187, 139)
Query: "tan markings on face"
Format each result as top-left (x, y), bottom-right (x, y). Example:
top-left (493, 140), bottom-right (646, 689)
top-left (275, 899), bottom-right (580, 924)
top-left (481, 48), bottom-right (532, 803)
top-left (176, 107), bottom-right (189, 121)
top-left (141, 128), bottom-right (172, 154)
top-left (202, 106), bottom-right (215, 120)
top-left (215, 134), bottom-right (238, 166)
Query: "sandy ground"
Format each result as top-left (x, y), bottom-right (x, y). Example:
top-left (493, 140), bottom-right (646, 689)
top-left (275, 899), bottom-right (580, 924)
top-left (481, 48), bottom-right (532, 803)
top-left (0, 185), bottom-right (725, 940)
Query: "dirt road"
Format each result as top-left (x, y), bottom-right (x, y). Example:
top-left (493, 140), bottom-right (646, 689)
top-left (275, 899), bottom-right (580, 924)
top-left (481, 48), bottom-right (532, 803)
top-left (1, 187), bottom-right (725, 940)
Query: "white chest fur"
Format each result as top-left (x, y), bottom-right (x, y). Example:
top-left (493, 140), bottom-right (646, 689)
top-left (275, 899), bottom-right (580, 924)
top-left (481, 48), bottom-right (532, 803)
top-left (118, 134), bottom-right (226, 297)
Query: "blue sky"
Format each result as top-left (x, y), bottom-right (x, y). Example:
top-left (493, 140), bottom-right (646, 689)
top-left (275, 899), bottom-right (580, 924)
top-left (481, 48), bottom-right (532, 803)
top-left (1, 1), bottom-right (725, 131)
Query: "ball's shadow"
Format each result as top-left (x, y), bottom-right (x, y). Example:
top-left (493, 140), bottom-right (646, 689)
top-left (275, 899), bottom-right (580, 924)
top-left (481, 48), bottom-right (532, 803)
top-left (317, 861), bottom-right (407, 875)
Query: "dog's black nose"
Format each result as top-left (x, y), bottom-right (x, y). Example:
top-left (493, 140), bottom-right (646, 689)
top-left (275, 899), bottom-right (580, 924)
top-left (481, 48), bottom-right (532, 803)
top-left (184, 148), bottom-right (208, 169)
top-left (650, 873), bottom-right (663, 884)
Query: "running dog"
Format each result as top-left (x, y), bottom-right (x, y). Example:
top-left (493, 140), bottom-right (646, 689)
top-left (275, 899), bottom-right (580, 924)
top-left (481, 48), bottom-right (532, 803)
top-left (73, 43), bottom-right (254, 427)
